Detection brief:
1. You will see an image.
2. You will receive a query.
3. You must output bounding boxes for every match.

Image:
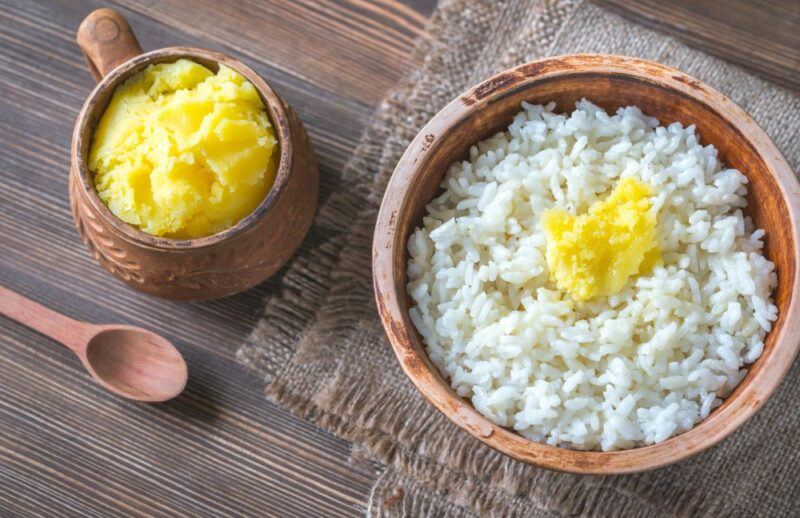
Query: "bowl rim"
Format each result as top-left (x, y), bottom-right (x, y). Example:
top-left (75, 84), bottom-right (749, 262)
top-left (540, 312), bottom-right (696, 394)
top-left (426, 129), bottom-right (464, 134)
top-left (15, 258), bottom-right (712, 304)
top-left (70, 46), bottom-right (293, 250)
top-left (372, 53), bottom-right (800, 474)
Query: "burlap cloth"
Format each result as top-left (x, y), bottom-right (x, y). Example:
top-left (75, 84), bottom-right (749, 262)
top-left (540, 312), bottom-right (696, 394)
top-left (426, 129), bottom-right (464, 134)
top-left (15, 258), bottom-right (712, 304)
top-left (238, 0), bottom-right (800, 515)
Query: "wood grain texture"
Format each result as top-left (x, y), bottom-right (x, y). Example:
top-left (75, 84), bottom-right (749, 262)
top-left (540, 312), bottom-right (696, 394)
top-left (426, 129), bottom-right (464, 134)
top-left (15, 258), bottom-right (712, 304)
top-left (0, 0), bottom-right (797, 514)
top-left (594, 0), bottom-right (800, 93)
top-left (0, 0), bottom-right (429, 515)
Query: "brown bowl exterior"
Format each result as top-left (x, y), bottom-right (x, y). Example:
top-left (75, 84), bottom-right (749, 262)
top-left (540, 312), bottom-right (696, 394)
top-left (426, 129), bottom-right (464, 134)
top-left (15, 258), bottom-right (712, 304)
top-left (373, 54), bottom-right (800, 474)
top-left (71, 47), bottom-right (318, 301)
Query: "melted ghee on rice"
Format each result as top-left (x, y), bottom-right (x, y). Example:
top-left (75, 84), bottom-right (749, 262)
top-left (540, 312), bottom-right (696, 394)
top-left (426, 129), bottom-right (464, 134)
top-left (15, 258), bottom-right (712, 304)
top-left (542, 177), bottom-right (660, 301)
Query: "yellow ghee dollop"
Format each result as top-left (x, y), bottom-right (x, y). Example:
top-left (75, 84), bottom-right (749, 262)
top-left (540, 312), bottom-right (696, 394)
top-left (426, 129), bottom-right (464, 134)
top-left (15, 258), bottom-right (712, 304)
top-left (541, 177), bottom-right (660, 301)
top-left (89, 59), bottom-right (277, 239)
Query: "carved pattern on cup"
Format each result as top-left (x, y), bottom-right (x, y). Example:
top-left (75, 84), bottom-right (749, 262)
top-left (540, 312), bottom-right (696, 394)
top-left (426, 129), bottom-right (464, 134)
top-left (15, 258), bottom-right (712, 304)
top-left (71, 183), bottom-right (144, 284)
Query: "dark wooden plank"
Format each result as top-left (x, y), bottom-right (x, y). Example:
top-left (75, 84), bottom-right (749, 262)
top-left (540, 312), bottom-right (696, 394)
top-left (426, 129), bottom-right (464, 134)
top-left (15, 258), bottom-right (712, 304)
top-left (1, 0), bottom-right (798, 515)
top-left (112, 0), bottom-right (430, 105)
top-left (0, 0), bottom-right (429, 515)
top-left (595, 0), bottom-right (800, 93)
top-left (0, 325), bottom-right (377, 517)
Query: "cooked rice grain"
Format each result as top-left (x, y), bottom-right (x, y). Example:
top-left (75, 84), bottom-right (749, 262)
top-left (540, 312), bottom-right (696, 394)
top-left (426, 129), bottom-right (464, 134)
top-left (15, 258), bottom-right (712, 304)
top-left (407, 100), bottom-right (778, 451)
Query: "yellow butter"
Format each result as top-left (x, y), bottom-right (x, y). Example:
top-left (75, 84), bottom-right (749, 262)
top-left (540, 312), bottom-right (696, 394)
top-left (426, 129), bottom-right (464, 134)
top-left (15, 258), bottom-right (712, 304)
top-left (89, 59), bottom-right (277, 239)
top-left (542, 178), bottom-right (660, 301)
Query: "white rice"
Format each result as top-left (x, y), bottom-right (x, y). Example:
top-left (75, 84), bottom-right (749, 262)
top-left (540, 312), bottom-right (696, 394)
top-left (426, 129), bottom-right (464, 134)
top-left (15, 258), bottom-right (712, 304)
top-left (406, 100), bottom-right (778, 451)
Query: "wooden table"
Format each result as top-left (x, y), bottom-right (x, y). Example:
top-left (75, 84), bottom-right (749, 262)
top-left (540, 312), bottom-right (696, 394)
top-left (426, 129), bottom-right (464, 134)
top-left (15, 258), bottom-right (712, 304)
top-left (1, 1), bottom-right (797, 515)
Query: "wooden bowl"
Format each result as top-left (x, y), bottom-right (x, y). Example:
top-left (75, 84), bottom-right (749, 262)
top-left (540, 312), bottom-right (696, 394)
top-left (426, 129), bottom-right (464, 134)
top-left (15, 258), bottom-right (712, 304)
top-left (373, 54), bottom-right (800, 474)
top-left (71, 9), bottom-right (318, 301)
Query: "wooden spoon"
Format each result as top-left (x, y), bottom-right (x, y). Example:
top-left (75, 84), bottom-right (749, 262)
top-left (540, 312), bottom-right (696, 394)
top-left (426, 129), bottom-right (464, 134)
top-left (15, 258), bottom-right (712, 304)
top-left (0, 286), bottom-right (187, 402)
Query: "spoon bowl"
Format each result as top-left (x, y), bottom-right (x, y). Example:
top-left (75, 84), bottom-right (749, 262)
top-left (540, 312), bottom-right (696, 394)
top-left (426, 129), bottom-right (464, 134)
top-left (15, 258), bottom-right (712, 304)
top-left (84, 326), bottom-right (188, 402)
top-left (0, 285), bottom-right (188, 402)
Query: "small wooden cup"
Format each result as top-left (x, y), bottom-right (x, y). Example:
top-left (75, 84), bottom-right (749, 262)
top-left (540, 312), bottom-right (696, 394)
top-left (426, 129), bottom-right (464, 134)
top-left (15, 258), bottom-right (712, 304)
top-left (373, 54), bottom-right (800, 474)
top-left (71, 9), bottom-right (318, 300)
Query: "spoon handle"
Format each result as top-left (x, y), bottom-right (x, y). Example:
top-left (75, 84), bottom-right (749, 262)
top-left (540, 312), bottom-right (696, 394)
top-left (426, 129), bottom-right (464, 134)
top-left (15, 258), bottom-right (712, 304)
top-left (0, 286), bottom-right (92, 353)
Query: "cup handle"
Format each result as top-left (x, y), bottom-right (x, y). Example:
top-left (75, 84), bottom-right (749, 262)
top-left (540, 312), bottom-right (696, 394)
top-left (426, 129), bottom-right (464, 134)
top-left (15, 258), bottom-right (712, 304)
top-left (77, 8), bottom-right (143, 82)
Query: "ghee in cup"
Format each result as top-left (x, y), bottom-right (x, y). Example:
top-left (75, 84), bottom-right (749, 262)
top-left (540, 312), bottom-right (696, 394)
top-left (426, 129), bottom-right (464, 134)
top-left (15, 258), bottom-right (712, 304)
top-left (89, 59), bottom-right (277, 239)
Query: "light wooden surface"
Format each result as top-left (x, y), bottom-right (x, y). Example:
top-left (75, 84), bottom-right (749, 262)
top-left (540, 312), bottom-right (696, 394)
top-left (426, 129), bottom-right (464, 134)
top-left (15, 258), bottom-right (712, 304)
top-left (1, 0), bottom-right (798, 515)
